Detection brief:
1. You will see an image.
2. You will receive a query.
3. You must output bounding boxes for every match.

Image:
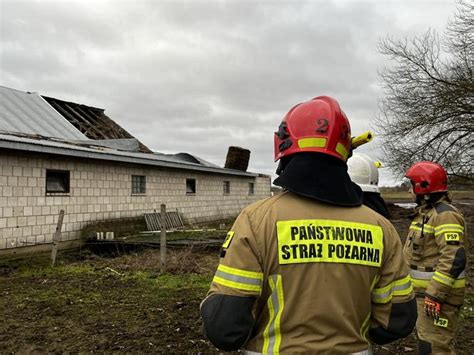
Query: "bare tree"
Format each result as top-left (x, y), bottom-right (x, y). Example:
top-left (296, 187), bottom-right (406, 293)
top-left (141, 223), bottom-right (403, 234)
top-left (375, 0), bottom-right (473, 180)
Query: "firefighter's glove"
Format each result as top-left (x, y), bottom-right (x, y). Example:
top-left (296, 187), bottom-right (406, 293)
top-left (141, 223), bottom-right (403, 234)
top-left (423, 295), bottom-right (441, 320)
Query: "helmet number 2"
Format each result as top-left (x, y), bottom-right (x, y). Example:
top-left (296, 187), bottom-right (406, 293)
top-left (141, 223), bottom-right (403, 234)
top-left (315, 118), bottom-right (329, 134)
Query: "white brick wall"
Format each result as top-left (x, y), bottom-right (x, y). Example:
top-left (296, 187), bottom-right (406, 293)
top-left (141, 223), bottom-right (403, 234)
top-left (0, 152), bottom-right (271, 250)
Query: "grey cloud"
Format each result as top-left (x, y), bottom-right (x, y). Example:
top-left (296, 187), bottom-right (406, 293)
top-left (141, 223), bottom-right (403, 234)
top-left (0, 0), bottom-right (456, 185)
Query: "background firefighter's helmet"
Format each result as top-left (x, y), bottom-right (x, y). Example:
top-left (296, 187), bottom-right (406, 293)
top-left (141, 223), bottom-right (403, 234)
top-left (274, 96), bottom-right (352, 162)
top-left (347, 153), bottom-right (382, 193)
top-left (405, 161), bottom-right (448, 195)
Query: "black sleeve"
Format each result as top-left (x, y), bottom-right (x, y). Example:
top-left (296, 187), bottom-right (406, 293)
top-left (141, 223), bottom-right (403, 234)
top-left (369, 298), bottom-right (417, 345)
top-left (449, 247), bottom-right (466, 278)
top-left (200, 294), bottom-right (256, 351)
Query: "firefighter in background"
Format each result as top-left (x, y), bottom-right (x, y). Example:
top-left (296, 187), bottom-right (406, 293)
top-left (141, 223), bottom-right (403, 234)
top-left (200, 96), bottom-right (417, 354)
top-left (347, 153), bottom-right (390, 218)
top-left (403, 162), bottom-right (467, 354)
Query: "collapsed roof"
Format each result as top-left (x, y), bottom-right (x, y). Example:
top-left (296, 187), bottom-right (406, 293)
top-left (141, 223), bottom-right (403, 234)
top-left (42, 95), bottom-right (152, 153)
top-left (0, 85), bottom-right (262, 177)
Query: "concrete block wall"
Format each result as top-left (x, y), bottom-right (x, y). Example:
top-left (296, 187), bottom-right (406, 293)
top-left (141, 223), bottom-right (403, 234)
top-left (0, 152), bottom-right (271, 250)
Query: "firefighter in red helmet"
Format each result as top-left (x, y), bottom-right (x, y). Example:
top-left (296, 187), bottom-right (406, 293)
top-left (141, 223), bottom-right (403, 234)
top-left (200, 96), bottom-right (416, 353)
top-left (403, 162), bottom-right (467, 354)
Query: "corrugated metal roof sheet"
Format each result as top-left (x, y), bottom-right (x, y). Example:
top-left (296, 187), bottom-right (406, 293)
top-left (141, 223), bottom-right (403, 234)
top-left (0, 133), bottom-right (261, 177)
top-left (0, 86), bottom-right (88, 140)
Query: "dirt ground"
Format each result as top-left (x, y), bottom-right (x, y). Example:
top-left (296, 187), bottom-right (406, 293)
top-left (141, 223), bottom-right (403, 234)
top-left (0, 200), bottom-right (472, 354)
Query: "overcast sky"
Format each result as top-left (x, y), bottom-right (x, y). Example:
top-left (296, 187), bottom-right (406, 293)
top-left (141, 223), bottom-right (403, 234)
top-left (0, 0), bottom-right (457, 185)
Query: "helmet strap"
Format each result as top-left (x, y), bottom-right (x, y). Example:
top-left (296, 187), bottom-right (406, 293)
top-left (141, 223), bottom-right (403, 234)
top-left (276, 156), bottom-right (291, 176)
top-left (276, 161), bottom-right (284, 176)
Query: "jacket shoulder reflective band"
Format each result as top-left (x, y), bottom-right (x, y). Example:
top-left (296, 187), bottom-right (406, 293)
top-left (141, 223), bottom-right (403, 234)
top-left (213, 264), bottom-right (263, 294)
top-left (432, 271), bottom-right (465, 288)
top-left (434, 223), bottom-right (464, 237)
top-left (371, 275), bottom-right (413, 304)
top-left (409, 222), bottom-right (435, 234)
top-left (409, 269), bottom-right (466, 289)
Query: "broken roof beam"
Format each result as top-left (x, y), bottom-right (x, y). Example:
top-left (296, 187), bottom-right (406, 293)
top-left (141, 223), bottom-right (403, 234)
top-left (48, 100), bottom-right (105, 139)
top-left (67, 104), bottom-right (107, 135)
top-left (63, 103), bottom-right (109, 139)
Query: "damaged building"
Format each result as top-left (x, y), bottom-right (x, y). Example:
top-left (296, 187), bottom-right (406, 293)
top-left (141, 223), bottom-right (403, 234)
top-left (0, 86), bottom-right (271, 253)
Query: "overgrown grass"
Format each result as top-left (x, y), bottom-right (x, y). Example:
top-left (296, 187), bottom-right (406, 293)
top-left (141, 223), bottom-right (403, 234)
top-left (130, 271), bottom-right (211, 290)
top-left (0, 248), bottom-right (219, 353)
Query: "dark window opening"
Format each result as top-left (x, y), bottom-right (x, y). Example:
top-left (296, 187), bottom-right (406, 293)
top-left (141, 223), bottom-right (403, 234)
top-left (46, 170), bottom-right (70, 194)
top-left (132, 175), bottom-right (146, 194)
top-left (223, 181), bottom-right (230, 195)
top-left (249, 182), bottom-right (255, 196)
top-left (186, 178), bottom-right (196, 195)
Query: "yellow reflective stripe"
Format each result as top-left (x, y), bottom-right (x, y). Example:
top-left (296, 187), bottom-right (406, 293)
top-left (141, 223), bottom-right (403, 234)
top-left (262, 292), bottom-right (274, 354)
top-left (213, 264), bottom-right (263, 293)
top-left (434, 224), bottom-right (464, 231)
top-left (412, 277), bottom-right (465, 289)
top-left (217, 264), bottom-right (263, 280)
top-left (433, 271), bottom-right (456, 287)
top-left (453, 279), bottom-right (465, 288)
top-left (372, 275), bottom-right (413, 304)
top-left (434, 271), bottom-right (456, 281)
top-left (435, 229), bottom-right (463, 236)
top-left (371, 275), bottom-right (380, 292)
top-left (262, 275), bottom-right (284, 354)
top-left (409, 228), bottom-right (435, 233)
top-left (360, 313), bottom-right (370, 341)
top-left (409, 223), bottom-right (435, 233)
top-left (410, 222), bottom-right (435, 228)
top-left (361, 275), bottom-right (379, 340)
top-left (212, 275), bottom-right (262, 292)
top-left (335, 143), bottom-right (348, 160)
top-left (273, 275), bottom-right (284, 354)
top-left (434, 224), bottom-right (464, 236)
top-left (297, 137), bottom-right (327, 149)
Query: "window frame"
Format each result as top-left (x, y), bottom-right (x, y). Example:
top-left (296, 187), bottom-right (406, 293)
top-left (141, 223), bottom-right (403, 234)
top-left (248, 182), bottom-right (255, 196)
top-left (131, 175), bottom-right (147, 195)
top-left (45, 169), bottom-right (70, 194)
top-left (186, 178), bottom-right (196, 195)
top-left (223, 180), bottom-right (230, 195)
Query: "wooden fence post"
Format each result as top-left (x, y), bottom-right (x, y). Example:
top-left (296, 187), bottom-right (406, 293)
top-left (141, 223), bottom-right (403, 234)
top-left (160, 204), bottom-right (167, 273)
top-left (51, 209), bottom-right (65, 267)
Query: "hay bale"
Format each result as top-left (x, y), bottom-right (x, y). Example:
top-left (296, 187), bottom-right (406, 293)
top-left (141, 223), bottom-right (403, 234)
top-left (224, 146), bottom-right (251, 171)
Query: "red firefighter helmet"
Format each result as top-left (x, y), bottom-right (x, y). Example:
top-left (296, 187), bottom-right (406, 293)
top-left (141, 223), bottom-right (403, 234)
top-left (405, 161), bottom-right (448, 195)
top-left (274, 96), bottom-right (352, 162)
